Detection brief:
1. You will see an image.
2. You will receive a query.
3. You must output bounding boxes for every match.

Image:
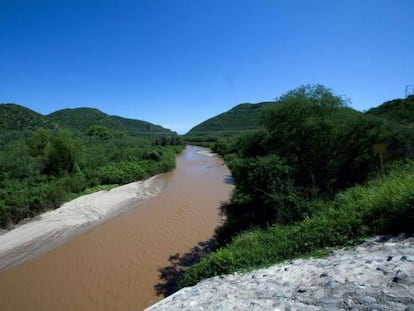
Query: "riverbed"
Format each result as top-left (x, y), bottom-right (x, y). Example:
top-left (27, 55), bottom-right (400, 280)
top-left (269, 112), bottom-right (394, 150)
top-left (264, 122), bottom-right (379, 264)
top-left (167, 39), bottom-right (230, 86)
top-left (0, 145), bottom-right (234, 311)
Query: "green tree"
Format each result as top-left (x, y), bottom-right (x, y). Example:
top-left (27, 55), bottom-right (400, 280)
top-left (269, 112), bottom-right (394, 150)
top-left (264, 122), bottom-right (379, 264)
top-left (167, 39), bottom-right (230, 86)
top-left (218, 155), bottom-right (307, 237)
top-left (216, 84), bottom-right (413, 242)
top-left (0, 139), bottom-right (36, 180)
top-left (261, 85), bottom-right (389, 194)
top-left (46, 130), bottom-right (81, 176)
top-left (29, 127), bottom-right (51, 156)
top-left (86, 124), bottom-right (111, 139)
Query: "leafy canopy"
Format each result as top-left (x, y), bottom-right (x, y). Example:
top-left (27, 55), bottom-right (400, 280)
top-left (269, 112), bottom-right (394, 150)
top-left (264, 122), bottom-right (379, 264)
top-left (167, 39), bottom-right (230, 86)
top-left (214, 84), bottom-right (414, 243)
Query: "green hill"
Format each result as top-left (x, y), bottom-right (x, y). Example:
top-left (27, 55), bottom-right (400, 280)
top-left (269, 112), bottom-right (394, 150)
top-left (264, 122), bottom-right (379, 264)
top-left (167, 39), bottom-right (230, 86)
top-left (365, 95), bottom-right (414, 127)
top-left (0, 104), bottom-right (54, 130)
top-left (0, 103), bottom-right (182, 229)
top-left (0, 104), bottom-right (175, 137)
top-left (107, 115), bottom-right (172, 136)
top-left (186, 95), bottom-right (414, 142)
top-left (47, 108), bottom-right (110, 131)
top-left (185, 101), bottom-right (276, 140)
top-left (48, 107), bottom-right (174, 136)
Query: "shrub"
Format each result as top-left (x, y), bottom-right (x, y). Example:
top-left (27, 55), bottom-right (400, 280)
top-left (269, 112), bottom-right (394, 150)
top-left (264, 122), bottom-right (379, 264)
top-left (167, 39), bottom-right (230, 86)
top-left (180, 162), bottom-right (414, 287)
top-left (216, 155), bottom-right (312, 243)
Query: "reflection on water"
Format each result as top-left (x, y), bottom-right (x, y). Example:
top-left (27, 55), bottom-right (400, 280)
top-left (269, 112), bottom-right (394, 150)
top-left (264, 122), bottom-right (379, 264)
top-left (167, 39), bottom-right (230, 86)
top-left (0, 145), bottom-right (234, 311)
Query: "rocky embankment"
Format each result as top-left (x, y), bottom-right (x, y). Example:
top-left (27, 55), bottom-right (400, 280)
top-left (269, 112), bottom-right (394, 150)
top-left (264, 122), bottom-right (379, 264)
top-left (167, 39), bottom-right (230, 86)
top-left (147, 235), bottom-right (414, 310)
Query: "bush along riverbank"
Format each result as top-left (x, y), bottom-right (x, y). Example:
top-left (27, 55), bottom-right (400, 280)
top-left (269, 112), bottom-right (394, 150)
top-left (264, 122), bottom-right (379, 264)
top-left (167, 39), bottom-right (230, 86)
top-left (178, 84), bottom-right (414, 288)
top-left (180, 162), bottom-right (414, 287)
top-left (0, 126), bottom-right (184, 229)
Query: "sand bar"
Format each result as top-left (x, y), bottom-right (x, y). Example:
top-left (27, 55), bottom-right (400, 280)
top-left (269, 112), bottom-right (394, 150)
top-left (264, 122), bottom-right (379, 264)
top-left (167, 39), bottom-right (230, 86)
top-left (0, 175), bottom-right (165, 271)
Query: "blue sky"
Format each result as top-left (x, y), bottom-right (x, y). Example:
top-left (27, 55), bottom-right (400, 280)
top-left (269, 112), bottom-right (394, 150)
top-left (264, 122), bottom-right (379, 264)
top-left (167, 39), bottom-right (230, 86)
top-left (1, 0), bottom-right (413, 134)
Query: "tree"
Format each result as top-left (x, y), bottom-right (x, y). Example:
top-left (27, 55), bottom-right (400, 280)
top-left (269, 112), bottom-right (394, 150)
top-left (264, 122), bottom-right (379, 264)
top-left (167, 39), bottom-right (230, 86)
top-left (260, 84), bottom-right (386, 194)
top-left (86, 124), bottom-right (111, 139)
top-left (29, 127), bottom-right (51, 156)
top-left (275, 84), bottom-right (348, 109)
top-left (46, 130), bottom-right (81, 175)
top-left (216, 84), bottom-right (413, 242)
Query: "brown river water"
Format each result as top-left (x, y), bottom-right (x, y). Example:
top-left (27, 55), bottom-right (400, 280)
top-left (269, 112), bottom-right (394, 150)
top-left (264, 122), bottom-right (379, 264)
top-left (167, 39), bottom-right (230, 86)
top-left (0, 146), bottom-right (234, 311)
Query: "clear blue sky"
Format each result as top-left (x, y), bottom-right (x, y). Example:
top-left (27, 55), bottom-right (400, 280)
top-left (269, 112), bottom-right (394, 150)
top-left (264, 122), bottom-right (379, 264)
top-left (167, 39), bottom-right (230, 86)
top-left (1, 0), bottom-right (413, 134)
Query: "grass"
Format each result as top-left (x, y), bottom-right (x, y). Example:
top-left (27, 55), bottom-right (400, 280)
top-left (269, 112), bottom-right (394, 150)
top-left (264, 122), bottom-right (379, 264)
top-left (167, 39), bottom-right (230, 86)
top-left (180, 161), bottom-right (414, 288)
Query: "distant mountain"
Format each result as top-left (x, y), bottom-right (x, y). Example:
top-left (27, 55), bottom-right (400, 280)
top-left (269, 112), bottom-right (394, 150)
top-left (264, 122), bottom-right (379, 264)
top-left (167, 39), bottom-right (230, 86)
top-left (365, 95), bottom-right (414, 127)
top-left (47, 107), bottom-right (111, 131)
top-left (48, 107), bottom-right (174, 136)
top-left (0, 104), bottom-right (175, 136)
top-left (187, 95), bottom-right (414, 141)
top-left (0, 104), bottom-right (54, 130)
top-left (186, 101), bottom-right (277, 140)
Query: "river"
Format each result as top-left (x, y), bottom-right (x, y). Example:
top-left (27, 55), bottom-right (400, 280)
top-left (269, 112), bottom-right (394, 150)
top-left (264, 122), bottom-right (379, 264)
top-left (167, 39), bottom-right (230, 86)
top-left (0, 145), bottom-right (234, 310)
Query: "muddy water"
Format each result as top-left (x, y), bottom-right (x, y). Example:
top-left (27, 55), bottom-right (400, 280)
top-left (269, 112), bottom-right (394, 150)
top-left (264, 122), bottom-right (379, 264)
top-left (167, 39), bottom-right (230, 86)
top-left (0, 146), bottom-right (234, 311)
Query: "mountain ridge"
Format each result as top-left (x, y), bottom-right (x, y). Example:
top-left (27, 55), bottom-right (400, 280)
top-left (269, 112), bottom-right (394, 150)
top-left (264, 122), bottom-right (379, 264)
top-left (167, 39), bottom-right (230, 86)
top-left (0, 103), bottom-right (175, 136)
top-left (185, 95), bottom-right (414, 141)
top-left (185, 101), bottom-right (277, 140)
top-left (365, 95), bottom-right (414, 127)
top-left (0, 103), bottom-right (54, 130)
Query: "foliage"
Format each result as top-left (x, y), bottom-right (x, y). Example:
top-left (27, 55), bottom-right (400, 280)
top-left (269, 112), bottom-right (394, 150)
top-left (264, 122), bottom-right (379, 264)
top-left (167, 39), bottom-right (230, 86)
top-left (0, 103), bottom-right (176, 138)
top-left (213, 84), bottom-right (414, 243)
top-left (177, 85), bottom-right (414, 289)
top-left (366, 95), bottom-right (414, 128)
top-left (180, 161), bottom-right (414, 287)
top-left (48, 107), bottom-right (175, 137)
top-left (45, 129), bottom-right (82, 176)
top-left (0, 104), bottom-right (53, 130)
top-left (86, 124), bottom-right (111, 139)
top-left (215, 155), bottom-right (310, 243)
top-left (260, 86), bottom-right (388, 192)
top-left (185, 102), bottom-right (275, 142)
top-left (0, 114), bottom-right (183, 228)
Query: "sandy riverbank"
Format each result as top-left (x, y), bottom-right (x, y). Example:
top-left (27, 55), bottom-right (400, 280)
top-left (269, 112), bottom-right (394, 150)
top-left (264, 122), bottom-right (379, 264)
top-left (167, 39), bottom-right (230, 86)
top-left (0, 145), bottom-right (234, 311)
top-left (0, 175), bottom-right (165, 272)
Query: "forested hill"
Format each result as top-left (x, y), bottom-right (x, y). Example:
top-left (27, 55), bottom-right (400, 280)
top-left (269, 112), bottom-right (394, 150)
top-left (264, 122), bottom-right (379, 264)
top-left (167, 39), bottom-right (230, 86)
top-left (0, 104), bottom-right (175, 136)
top-left (186, 95), bottom-right (414, 143)
top-left (365, 95), bottom-right (414, 127)
top-left (185, 101), bottom-right (276, 141)
top-left (0, 104), bottom-right (54, 130)
top-left (0, 103), bottom-right (183, 229)
top-left (48, 107), bottom-right (174, 136)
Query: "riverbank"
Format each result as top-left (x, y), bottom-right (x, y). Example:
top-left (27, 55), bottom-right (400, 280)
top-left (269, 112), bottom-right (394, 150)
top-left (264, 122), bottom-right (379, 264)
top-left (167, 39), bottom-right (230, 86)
top-left (0, 175), bottom-right (165, 272)
top-left (146, 234), bottom-right (414, 310)
top-left (0, 145), bottom-right (234, 311)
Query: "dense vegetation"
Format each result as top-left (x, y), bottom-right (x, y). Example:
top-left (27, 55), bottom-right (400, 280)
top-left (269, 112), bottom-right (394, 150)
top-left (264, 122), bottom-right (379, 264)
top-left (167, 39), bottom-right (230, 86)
top-left (185, 102), bottom-right (274, 143)
top-left (0, 104), bottom-right (53, 130)
top-left (185, 93), bottom-right (414, 144)
top-left (48, 107), bottom-right (174, 137)
top-left (0, 104), bottom-right (183, 228)
top-left (179, 84), bottom-right (414, 288)
top-left (366, 95), bottom-right (414, 127)
top-left (0, 104), bottom-right (176, 137)
top-left (181, 162), bottom-right (414, 286)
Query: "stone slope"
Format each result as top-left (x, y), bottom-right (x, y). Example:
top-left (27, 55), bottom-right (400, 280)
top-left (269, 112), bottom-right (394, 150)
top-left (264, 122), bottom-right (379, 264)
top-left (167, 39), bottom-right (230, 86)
top-left (146, 235), bottom-right (414, 310)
